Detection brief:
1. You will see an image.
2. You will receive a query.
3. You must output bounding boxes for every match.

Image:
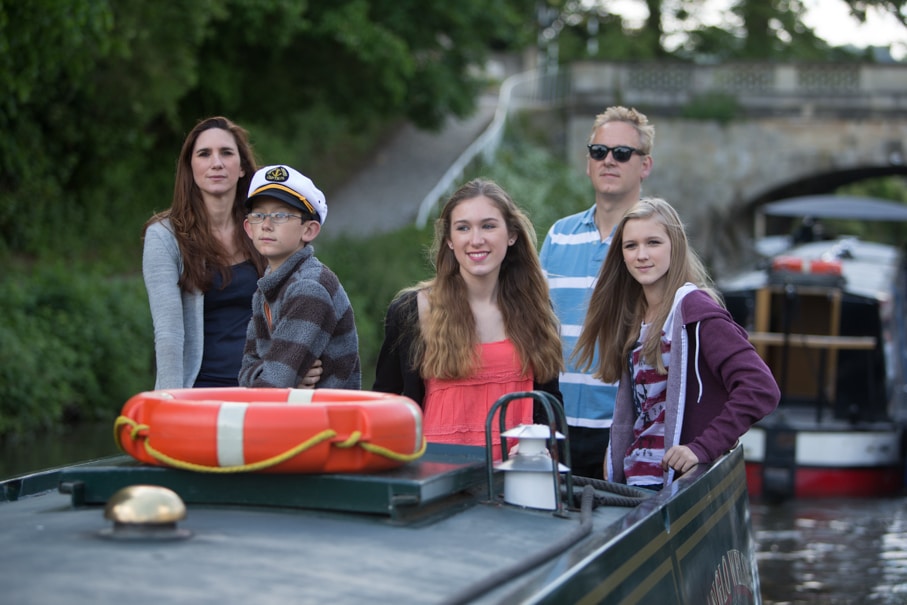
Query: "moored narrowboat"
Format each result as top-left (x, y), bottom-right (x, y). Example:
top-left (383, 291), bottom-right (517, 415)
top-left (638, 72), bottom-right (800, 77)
top-left (0, 389), bottom-right (761, 604)
top-left (720, 230), bottom-right (907, 499)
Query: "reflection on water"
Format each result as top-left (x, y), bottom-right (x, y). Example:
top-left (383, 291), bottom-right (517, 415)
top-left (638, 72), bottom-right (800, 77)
top-left (4, 425), bottom-right (907, 603)
top-left (753, 497), bottom-right (907, 604)
top-left (0, 423), bottom-right (121, 478)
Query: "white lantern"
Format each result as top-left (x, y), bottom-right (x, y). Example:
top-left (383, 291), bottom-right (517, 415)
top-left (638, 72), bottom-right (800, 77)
top-left (495, 424), bottom-right (568, 510)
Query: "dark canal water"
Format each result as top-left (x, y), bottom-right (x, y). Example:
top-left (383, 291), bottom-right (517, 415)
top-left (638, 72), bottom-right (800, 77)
top-left (752, 495), bottom-right (907, 604)
top-left (3, 426), bottom-right (907, 603)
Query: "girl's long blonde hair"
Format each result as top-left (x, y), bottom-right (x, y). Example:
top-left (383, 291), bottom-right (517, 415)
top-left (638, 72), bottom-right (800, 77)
top-left (400, 178), bottom-right (563, 382)
top-left (573, 197), bottom-right (721, 381)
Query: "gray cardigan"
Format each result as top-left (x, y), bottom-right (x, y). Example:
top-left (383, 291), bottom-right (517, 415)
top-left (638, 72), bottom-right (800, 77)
top-left (142, 219), bottom-right (204, 389)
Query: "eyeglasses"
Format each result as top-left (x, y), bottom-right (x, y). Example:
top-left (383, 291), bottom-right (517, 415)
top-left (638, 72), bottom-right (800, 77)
top-left (587, 144), bottom-right (644, 163)
top-left (246, 212), bottom-right (304, 224)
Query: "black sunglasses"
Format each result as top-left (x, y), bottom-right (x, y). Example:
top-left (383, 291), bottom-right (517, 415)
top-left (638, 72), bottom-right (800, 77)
top-left (587, 144), bottom-right (644, 162)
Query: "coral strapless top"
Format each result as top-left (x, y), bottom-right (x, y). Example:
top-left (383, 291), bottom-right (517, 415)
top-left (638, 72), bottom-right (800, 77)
top-left (423, 339), bottom-right (533, 453)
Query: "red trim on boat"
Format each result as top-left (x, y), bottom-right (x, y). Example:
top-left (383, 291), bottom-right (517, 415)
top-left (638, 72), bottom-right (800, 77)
top-left (746, 462), bottom-right (904, 499)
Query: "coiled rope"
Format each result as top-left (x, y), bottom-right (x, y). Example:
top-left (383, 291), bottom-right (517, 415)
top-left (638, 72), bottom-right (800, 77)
top-left (569, 474), bottom-right (655, 508)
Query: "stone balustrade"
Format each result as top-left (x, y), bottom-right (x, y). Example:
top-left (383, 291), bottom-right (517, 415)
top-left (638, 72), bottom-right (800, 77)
top-left (567, 61), bottom-right (907, 117)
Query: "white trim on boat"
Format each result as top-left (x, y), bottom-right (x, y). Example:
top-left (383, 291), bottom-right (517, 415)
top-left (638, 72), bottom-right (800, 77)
top-left (741, 427), bottom-right (901, 466)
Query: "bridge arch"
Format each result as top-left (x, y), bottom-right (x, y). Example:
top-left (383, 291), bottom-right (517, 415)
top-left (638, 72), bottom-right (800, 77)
top-left (653, 121), bottom-right (905, 273)
top-left (745, 164), bottom-right (907, 241)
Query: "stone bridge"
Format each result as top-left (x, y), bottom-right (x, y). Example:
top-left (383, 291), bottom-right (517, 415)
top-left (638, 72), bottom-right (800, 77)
top-left (532, 61), bottom-right (907, 274)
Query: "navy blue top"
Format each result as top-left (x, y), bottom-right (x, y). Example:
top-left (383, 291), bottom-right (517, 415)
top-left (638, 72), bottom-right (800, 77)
top-left (195, 260), bottom-right (258, 387)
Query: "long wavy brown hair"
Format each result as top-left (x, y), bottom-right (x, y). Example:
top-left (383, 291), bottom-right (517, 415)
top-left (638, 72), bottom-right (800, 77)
top-left (573, 197), bottom-right (721, 381)
top-left (143, 116), bottom-right (265, 292)
top-left (401, 178), bottom-right (563, 382)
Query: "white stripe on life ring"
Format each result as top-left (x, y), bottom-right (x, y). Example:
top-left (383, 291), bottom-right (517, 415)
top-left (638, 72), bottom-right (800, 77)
top-left (287, 389), bottom-right (316, 405)
top-left (217, 402), bottom-right (248, 467)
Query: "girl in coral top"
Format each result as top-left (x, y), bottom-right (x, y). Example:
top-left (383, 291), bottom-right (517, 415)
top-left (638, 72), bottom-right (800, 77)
top-left (373, 179), bottom-right (563, 449)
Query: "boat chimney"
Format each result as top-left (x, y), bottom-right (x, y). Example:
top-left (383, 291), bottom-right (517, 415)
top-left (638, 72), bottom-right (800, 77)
top-left (495, 424), bottom-right (568, 510)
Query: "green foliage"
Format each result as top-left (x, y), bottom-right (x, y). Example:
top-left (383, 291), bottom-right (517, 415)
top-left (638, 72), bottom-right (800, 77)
top-left (554, 0), bottom-right (883, 64)
top-left (0, 0), bottom-right (536, 264)
top-left (0, 0), bottom-right (220, 261)
top-left (478, 143), bottom-right (591, 242)
top-left (845, 176), bottom-right (907, 203)
top-left (317, 225), bottom-right (435, 384)
top-left (189, 0), bottom-right (537, 130)
top-left (0, 0), bottom-right (111, 257)
top-left (246, 110), bottom-right (399, 192)
top-left (555, 8), bottom-right (668, 63)
top-left (830, 177), bottom-right (907, 245)
top-left (0, 267), bottom-right (153, 435)
top-left (680, 92), bottom-right (743, 124)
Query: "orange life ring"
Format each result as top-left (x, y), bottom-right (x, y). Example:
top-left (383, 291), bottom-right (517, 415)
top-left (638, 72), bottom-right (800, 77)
top-left (114, 388), bottom-right (425, 474)
top-left (771, 255), bottom-right (842, 275)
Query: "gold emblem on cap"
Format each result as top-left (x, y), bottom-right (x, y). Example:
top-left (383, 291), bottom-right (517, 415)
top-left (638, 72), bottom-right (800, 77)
top-left (265, 166), bottom-right (289, 182)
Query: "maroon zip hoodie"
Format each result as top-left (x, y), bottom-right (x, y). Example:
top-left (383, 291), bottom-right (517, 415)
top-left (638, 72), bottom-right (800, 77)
top-left (608, 286), bottom-right (780, 486)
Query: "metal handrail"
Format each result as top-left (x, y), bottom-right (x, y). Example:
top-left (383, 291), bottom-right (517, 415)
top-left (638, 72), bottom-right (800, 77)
top-left (415, 69), bottom-right (564, 227)
top-left (483, 390), bottom-right (572, 515)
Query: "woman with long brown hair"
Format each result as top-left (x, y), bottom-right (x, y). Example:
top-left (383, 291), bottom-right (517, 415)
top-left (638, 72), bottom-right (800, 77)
top-left (142, 116), bottom-right (265, 389)
top-left (373, 178), bottom-right (563, 448)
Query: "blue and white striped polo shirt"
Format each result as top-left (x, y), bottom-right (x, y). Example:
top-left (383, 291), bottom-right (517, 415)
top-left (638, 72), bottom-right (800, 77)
top-left (539, 205), bottom-right (617, 429)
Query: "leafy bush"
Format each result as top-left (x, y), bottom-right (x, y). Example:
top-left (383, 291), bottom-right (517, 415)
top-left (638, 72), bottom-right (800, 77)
top-left (0, 0), bottom-right (537, 264)
top-left (681, 92), bottom-right (742, 124)
top-left (318, 224), bottom-right (435, 387)
top-left (0, 266), bottom-right (153, 435)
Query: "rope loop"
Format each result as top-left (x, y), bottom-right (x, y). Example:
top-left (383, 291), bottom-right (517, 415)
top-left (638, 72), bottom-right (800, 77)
top-left (113, 415), bottom-right (149, 452)
top-left (335, 431), bottom-right (362, 448)
top-left (360, 437), bottom-right (427, 462)
top-left (114, 416), bottom-right (426, 471)
top-left (142, 429), bottom-right (338, 473)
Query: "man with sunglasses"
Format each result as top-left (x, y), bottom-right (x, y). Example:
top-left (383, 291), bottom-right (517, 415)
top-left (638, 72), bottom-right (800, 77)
top-left (539, 106), bottom-right (655, 480)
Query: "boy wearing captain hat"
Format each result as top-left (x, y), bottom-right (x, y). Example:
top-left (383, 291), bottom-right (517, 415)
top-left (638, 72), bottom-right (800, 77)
top-left (238, 165), bottom-right (361, 390)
